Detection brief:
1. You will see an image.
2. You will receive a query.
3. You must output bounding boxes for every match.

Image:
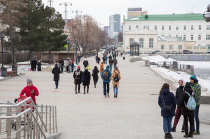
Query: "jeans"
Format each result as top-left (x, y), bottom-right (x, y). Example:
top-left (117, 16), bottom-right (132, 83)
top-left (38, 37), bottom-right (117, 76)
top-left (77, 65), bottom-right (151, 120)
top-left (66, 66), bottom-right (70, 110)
top-left (184, 115), bottom-right (194, 135)
top-left (55, 81), bottom-right (58, 88)
top-left (172, 107), bottom-right (184, 128)
top-left (103, 83), bottom-right (109, 96)
top-left (110, 64), bottom-right (113, 71)
top-left (113, 86), bottom-right (118, 95)
top-left (163, 116), bottom-right (173, 133)
top-left (75, 84), bottom-right (80, 92)
top-left (60, 66), bottom-right (63, 73)
top-left (194, 105), bottom-right (200, 132)
top-left (68, 66), bottom-right (71, 72)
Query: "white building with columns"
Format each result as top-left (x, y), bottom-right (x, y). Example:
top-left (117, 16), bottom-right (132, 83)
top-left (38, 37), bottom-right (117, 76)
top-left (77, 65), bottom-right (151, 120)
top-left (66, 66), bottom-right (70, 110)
top-left (123, 13), bottom-right (210, 52)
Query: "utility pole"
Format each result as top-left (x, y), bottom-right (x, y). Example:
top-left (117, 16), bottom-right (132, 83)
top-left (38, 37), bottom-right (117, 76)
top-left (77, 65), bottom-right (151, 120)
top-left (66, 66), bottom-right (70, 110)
top-left (60, 2), bottom-right (73, 20)
top-left (48, 0), bottom-right (53, 7)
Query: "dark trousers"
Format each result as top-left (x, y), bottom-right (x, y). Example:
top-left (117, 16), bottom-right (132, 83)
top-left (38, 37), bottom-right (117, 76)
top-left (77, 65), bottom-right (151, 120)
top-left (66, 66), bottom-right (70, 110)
top-left (55, 81), bottom-right (58, 88)
top-left (75, 84), bottom-right (80, 92)
top-left (60, 66), bottom-right (63, 73)
top-left (84, 85), bottom-right (89, 93)
top-left (103, 83), bottom-right (109, 96)
top-left (94, 80), bottom-right (97, 86)
top-left (173, 107), bottom-right (184, 128)
top-left (184, 115), bottom-right (194, 135)
top-left (194, 105), bottom-right (200, 132)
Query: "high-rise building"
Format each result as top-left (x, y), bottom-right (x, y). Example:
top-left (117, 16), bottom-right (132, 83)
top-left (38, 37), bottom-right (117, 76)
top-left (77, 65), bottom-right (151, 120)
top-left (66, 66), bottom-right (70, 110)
top-left (114, 14), bottom-right (121, 32)
top-left (109, 14), bottom-right (121, 38)
top-left (104, 26), bottom-right (111, 38)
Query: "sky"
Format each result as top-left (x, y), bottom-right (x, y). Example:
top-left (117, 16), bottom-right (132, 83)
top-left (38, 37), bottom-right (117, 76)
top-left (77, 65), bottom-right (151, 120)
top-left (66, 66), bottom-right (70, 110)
top-left (42, 0), bottom-right (209, 27)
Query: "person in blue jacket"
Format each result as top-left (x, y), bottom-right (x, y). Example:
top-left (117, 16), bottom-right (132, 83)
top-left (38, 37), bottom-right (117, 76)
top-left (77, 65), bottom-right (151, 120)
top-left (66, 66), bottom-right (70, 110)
top-left (101, 65), bottom-right (112, 98)
top-left (158, 83), bottom-right (176, 139)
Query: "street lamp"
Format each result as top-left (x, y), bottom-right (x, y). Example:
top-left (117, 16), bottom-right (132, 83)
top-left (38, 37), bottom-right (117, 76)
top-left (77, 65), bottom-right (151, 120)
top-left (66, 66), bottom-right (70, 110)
top-left (67, 39), bottom-right (71, 58)
top-left (0, 31), bottom-right (7, 77)
top-left (11, 34), bottom-right (17, 74)
top-left (203, 4), bottom-right (210, 22)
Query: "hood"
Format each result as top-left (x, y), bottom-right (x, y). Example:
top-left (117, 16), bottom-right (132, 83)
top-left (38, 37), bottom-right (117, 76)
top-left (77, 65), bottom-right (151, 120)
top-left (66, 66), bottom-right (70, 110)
top-left (101, 62), bottom-right (104, 64)
top-left (161, 89), bottom-right (170, 95)
top-left (105, 67), bottom-right (110, 72)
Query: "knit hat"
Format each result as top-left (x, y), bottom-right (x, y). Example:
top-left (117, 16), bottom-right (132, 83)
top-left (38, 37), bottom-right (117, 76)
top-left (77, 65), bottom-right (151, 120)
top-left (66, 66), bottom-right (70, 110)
top-left (77, 66), bottom-right (80, 69)
top-left (190, 75), bottom-right (197, 81)
top-left (27, 78), bottom-right (32, 84)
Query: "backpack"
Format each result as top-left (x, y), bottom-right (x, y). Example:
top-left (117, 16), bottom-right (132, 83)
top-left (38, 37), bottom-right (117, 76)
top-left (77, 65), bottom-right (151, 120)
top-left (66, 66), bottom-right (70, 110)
top-left (114, 72), bottom-right (120, 82)
top-left (184, 91), bottom-right (196, 111)
top-left (103, 71), bottom-right (109, 80)
top-left (75, 71), bottom-right (80, 79)
top-left (114, 59), bottom-right (117, 64)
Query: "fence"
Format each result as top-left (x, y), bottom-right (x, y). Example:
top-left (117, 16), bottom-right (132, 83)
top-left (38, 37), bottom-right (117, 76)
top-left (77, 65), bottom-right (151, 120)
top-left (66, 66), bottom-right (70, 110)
top-left (0, 97), bottom-right (58, 139)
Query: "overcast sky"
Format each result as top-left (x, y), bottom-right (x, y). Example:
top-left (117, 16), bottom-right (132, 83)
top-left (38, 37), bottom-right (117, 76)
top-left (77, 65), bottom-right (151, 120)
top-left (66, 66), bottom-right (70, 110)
top-left (42, 0), bottom-right (209, 26)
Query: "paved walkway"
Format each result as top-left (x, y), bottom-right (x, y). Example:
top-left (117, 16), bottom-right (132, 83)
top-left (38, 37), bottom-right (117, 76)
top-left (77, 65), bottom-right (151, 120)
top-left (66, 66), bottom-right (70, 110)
top-left (0, 54), bottom-right (210, 139)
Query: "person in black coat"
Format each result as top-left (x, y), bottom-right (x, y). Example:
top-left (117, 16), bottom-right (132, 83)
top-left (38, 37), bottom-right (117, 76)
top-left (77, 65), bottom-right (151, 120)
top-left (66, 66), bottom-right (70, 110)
top-left (158, 83), bottom-right (176, 139)
top-left (96, 57), bottom-right (101, 64)
top-left (180, 82), bottom-right (195, 138)
top-left (83, 60), bottom-right (89, 68)
top-left (52, 64), bottom-right (61, 89)
top-left (92, 66), bottom-right (99, 88)
top-left (37, 61), bottom-right (42, 71)
top-left (73, 66), bottom-right (83, 94)
top-left (59, 59), bottom-right (64, 73)
top-left (83, 67), bottom-right (91, 94)
top-left (31, 59), bottom-right (37, 71)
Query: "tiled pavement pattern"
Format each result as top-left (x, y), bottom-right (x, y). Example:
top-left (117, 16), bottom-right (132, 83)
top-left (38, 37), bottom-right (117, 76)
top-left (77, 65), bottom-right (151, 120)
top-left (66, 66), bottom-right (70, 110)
top-left (0, 55), bottom-right (210, 139)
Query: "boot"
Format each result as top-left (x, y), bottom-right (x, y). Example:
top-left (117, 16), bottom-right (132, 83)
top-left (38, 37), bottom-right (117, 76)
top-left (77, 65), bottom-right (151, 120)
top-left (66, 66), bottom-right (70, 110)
top-left (75, 91), bottom-right (77, 94)
top-left (181, 127), bottom-right (185, 132)
top-left (184, 135), bottom-right (188, 138)
top-left (171, 127), bottom-right (176, 132)
top-left (168, 133), bottom-right (173, 138)
top-left (84, 91), bottom-right (86, 94)
top-left (116, 94), bottom-right (118, 98)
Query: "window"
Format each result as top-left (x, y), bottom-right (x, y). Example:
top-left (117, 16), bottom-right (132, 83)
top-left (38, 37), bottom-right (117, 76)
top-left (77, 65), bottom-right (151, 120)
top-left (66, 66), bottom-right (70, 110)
top-left (184, 25), bottom-right (186, 30)
top-left (206, 35), bottom-right (210, 40)
top-left (154, 25), bottom-right (157, 30)
top-left (129, 38), bottom-right (134, 44)
top-left (139, 38), bottom-right (144, 48)
top-left (149, 38), bottom-right (153, 48)
top-left (199, 25), bottom-right (201, 30)
top-left (176, 26), bottom-right (179, 30)
top-left (169, 25), bottom-right (171, 30)
top-left (183, 35), bottom-right (186, 40)
top-left (191, 35), bottom-right (193, 40)
top-left (170, 45), bottom-right (173, 50)
top-left (207, 25), bottom-right (210, 30)
top-left (178, 45), bottom-right (182, 50)
top-left (144, 25), bottom-right (149, 30)
top-left (191, 25), bottom-right (194, 30)
top-left (161, 45), bottom-right (165, 50)
top-left (136, 25), bottom-right (139, 29)
top-left (198, 35), bottom-right (201, 40)
top-left (129, 25), bottom-right (131, 30)
top-left (162, 25), bottom-right (164, 30)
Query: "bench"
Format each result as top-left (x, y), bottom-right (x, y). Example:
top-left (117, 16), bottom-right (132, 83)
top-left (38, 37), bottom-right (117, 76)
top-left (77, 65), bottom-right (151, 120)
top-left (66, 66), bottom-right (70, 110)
top-left (7, 71), bottom-right (16, 77)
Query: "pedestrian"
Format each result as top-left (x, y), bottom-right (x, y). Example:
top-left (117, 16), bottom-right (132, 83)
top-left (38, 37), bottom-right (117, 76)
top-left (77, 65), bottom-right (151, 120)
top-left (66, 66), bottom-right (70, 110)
top-left (101, 65), bottom-right (112, 98)
top-left (95, 55), bottom-right (98, 63)
top-left (82, 67), bottom-right (91, 94)
top-left (83, 60), bottom-right (89, 69)
top-left (20, 78), bottom-right (39, 104)
top-left (110, 66), bottom-right (121, 98)
top-left (59, 59), bottom-right (64, 73)
top-left (92, 66), bottom-right (99, 88)
top-left (73, 66), bottom-right (83, 94)
top-left (52, 64), bottom-right (61, 89)
top-left (123, 53), bottom-right (125, 60)
top-left (105, 55), bottom-right (108, 64)
top-left (71, 59), bottom-right (74, 72)
top-left (158, 83), bottom-right (176, 139)
top-left (100, 62), bottom-right (104, 75)
top-left (171, 79), bottom-right (185, 132)
top-left (102, 56), bottom-right (105, 63)
top-left (109, 58), bottom-right (114, 72)
top-left (180, 82), bottom-right (195, 138)
top-left (190, 75), bottom-right (201, 135)
top-left (97, 56), bottom-right (101, 64)
top-left (31, 59), bottom-right (37, 71)
top-left (69, 59), bottom-right (73, 73)
top-left (77, 55), bottom-right (81, 63)
top-left (109, 55), bottom-right (112, 60)
top-left (37, 60), bottom-right (42, 71)
top-left (113, 58), bottom-right (117, 69)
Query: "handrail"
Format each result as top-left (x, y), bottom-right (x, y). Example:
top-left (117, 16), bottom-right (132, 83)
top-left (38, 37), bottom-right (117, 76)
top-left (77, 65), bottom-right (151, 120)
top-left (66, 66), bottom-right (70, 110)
top-left (0, 97), bottom-right (47, 132)
top-left (0, 108), bottom-right (47, 139)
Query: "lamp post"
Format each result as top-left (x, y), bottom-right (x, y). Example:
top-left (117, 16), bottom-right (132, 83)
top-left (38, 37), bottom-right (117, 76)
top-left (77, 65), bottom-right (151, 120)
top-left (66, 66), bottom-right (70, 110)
top-left (11, 34), bottom-right (17, 73)
top-left (0, 31), bottom-right (7, 77)
top-left (67, 39), bottom-right (71, 58)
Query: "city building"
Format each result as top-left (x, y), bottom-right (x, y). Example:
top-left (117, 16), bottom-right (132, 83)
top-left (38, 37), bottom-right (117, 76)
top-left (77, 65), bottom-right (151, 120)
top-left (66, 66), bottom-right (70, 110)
top-left (109, 14), bottom-right (121, 38)
top-left (104, 26), bottom-right (111, 38)
top-left (123, 13), bottom-right (210, 53)
top-left (127, 7), bottom-right (148, 19)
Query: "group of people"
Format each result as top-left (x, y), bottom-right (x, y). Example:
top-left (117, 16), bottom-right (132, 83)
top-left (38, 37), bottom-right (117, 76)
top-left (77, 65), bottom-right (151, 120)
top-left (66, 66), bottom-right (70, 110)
top-left (31, 59), bottom-right (42, 71)
top-left (158, 75), bottom-right (201, 138)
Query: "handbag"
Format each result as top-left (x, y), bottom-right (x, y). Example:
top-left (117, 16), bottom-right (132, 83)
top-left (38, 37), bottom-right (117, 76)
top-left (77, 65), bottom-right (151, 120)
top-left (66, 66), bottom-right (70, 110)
top-left (162, 95), bottom-right (172, 111)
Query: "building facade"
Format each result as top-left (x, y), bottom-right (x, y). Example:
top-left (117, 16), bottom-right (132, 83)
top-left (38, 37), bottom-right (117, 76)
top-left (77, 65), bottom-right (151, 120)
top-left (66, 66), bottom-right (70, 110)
top-left (123, 14), bottom-right (210, 52)
top-left (109, 14), bottom-right (121, 38)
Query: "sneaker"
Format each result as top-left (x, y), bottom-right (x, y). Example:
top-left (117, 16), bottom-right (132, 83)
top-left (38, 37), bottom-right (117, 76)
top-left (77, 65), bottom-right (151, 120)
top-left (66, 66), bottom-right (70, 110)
top-left (181, 127), bottom-right (185, 132)
top-left (168, 133), bottom-right (173, 138)
top-left (171, 127), bottom-right (176, 132)
top-left (193, 131), bottom-right (200, 135)
top-left (104, 95), bottom-right (107, 98)
top-left (107, 94), bottom-right (110, 97)
top-left (75, 92), bottom-right (77, 94)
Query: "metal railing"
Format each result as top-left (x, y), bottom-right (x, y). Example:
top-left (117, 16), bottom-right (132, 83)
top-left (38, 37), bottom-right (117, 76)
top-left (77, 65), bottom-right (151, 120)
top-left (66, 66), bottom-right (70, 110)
top-left (0, 97), bottom-right (58, 139)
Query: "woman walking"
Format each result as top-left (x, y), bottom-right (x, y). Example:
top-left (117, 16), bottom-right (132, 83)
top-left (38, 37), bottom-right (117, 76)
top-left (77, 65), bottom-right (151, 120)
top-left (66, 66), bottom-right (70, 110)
top-left (52, 64), bottom-right (61, 89)
top-left (158, 83), bottom-right (176, 139)
top-left (180, 82), bottom-right (195, 138)
top-left (83, 67), bottom-right (91, 94)
top-left (110, 66), bottom-right (121, 98)
top-left (100, 62), bottom-right (104, 75)
top-left (92, 66), bottom-right (99, 88)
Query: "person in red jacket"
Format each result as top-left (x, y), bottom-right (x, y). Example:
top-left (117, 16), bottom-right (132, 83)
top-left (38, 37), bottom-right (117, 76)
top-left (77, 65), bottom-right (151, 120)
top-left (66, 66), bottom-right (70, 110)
top-left (20, 78), bottom-right (39, 104)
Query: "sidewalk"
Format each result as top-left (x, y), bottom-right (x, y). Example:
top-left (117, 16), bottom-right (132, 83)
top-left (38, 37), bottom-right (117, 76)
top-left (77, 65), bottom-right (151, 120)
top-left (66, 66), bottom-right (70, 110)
top-left (0, 54), bottom-right (210, 139)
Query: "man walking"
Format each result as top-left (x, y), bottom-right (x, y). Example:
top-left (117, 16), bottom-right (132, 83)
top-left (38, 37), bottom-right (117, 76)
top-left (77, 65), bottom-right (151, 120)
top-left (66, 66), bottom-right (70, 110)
top-left (73, 66), bottom-right (83, 94)
top-left (109, 58), bottom-right (114, 72)
top-left (101, 66), bottom-right (112, 98)
top-left (113, 58), bottom-right (117, 69)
